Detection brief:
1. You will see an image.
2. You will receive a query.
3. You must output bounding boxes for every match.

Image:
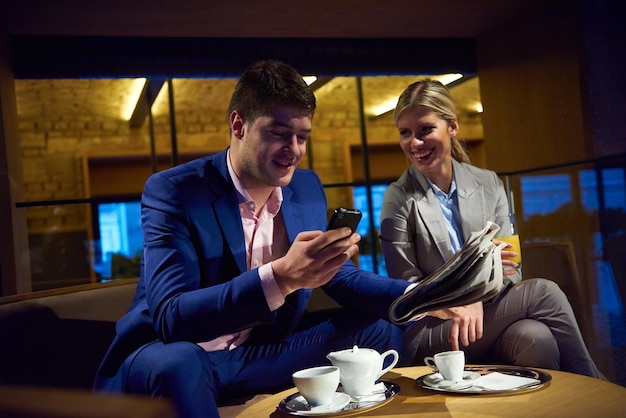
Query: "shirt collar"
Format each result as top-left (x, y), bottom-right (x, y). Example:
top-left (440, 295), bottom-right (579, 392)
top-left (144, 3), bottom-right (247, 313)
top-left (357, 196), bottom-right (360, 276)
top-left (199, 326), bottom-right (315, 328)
top-left (227, 149), bottom-right (283, 215)
top-left (427, 176), bottom-right (457, 200)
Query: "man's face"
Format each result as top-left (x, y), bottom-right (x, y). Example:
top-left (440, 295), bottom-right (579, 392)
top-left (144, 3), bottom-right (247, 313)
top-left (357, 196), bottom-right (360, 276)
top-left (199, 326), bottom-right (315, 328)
top-left (231, 106), bottom-right (312, 190)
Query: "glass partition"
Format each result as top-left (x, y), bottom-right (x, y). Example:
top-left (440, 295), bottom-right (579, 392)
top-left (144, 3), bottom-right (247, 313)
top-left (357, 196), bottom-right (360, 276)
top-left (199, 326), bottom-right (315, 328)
top-left (501, 153), bottom-right (626, 385)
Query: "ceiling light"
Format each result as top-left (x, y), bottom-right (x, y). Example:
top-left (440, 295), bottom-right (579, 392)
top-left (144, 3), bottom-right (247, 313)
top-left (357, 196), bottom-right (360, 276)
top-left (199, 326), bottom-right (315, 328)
top-left (372, 73), bottom-right (464, 117)
top-left (303, 76), bottom-right (317, 85)
top-left (151, 82), bottom-right (170, 117)
top-left (122, 78), bottom-right (147, 120)
top-left (372, 98), bottom-right (400, 117)
top-left (436, 73), bottom-right (463, 85)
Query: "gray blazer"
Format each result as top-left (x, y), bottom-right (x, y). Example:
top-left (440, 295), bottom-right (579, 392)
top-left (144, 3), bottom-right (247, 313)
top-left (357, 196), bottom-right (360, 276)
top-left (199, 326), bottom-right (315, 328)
top-left (379, 159), bottom-right (521, 284)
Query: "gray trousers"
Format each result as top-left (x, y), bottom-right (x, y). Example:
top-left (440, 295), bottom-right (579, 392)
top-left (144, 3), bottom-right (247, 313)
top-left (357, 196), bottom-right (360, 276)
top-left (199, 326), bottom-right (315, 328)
top-left (403, 278), bottom-right (600, 378)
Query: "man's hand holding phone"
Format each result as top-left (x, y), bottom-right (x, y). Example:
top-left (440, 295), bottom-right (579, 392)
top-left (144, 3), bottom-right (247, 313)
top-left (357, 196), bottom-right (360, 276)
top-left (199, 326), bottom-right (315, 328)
top-left (273, 209), bottom-right (362, 295)
top-left (325, 208), bottom-right (362, 249)
top-left (327, 208), bottom-right (362, 232)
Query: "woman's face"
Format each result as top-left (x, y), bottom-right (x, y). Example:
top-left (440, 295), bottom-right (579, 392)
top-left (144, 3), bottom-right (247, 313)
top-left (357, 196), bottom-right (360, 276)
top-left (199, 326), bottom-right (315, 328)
top-left (396, 105), bottom-right (458, 181)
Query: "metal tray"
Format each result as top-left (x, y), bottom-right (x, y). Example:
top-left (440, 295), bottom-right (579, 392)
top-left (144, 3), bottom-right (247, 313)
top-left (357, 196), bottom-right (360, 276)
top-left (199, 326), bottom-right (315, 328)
top-left (278, 381), bottom-right (400, 416)
top-left (416, 365), bottom-right (552, 395)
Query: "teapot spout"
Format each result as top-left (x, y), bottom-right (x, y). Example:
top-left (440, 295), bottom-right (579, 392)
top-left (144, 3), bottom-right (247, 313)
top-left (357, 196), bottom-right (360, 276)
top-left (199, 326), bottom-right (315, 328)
top-left (326, 351), bottom-right (340, 364)
top-left (326, 345), bottom-right (359, 364)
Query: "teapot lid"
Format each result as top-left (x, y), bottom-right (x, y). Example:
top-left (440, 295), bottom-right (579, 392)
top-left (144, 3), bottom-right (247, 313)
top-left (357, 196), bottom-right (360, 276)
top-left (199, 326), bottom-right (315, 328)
top-left (328, 345), bottom-right (377, 360)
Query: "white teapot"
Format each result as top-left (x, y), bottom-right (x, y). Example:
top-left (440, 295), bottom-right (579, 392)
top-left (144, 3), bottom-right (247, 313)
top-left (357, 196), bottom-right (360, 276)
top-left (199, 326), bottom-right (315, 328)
top-left (326, 345), bottom-right (399, 396)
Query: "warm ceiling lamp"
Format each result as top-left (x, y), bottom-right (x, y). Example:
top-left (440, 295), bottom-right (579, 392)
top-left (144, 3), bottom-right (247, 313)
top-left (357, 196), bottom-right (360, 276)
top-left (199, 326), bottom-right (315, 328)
top-left (436, 73), bottom-right (464, 85)
top-left (122, 78), bottom-right (147, 120)
top-left (372, 73), bottom-right (464, 117)
top-left (151, 82), bottom-right (170, 117)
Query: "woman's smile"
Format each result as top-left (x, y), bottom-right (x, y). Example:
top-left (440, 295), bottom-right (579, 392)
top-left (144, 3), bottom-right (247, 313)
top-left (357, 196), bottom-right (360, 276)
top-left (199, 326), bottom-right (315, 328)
top-left (412, 147), bottom-right (434, 162)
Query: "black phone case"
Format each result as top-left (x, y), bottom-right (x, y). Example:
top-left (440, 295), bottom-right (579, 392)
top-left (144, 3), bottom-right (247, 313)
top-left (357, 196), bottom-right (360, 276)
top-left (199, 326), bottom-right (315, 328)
top-left (327, 208), bottom-right (362, 232)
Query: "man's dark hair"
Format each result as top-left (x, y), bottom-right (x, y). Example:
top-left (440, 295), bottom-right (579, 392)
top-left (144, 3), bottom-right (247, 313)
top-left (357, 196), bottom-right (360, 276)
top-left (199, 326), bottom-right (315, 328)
top-left (227, 60), bottom-right (317, 125)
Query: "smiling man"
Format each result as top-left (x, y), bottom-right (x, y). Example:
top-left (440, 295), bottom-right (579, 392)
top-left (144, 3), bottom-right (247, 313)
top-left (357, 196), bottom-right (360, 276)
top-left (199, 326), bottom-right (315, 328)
top-left (93, 60), bottom-right (412, 418)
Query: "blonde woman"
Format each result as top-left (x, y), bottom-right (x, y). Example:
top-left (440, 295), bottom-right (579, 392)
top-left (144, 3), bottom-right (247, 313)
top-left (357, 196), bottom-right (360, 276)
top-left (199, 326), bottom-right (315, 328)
top-left (379, 79), bottom-right (599, 377)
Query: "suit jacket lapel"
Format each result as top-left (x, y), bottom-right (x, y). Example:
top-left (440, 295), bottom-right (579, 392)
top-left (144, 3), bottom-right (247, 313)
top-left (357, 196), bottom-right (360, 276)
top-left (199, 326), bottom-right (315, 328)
top-left (279, 186), bottom-right (305, 244)
top-left (410, 166), bottom-right (456, 261)
top-left (454, 160), bottom-right (487, 242)
top-left (211, 149), bottom-right (248, 274)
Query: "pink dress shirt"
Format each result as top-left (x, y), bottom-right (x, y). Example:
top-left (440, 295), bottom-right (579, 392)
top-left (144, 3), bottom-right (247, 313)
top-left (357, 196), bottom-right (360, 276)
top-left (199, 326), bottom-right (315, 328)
top-left (197, 151), bottom-right (289, 351)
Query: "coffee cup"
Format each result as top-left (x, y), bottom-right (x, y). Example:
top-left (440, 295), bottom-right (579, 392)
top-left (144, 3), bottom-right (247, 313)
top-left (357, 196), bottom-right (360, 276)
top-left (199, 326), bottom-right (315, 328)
top-left (424, 350), bottom-right (465, 382)
top-left (292, 366), bottom-right (340, 407)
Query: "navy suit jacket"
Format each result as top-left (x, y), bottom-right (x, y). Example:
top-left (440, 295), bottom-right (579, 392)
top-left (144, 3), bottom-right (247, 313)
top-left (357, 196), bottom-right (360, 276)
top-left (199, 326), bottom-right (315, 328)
top-left (95, 149), bottom-right (410, 381)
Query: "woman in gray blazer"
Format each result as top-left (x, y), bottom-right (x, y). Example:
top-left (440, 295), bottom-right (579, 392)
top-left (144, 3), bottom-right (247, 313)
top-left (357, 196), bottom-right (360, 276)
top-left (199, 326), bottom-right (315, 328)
top-left (379, 79), bottom-right (599, 377)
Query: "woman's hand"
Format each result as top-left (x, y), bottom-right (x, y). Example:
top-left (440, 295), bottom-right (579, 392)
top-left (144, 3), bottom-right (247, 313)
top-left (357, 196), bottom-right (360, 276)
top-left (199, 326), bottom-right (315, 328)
top-left (428, 302), bottom-right (484, 351)
top-left (493, 239), bottom-right (520, 276)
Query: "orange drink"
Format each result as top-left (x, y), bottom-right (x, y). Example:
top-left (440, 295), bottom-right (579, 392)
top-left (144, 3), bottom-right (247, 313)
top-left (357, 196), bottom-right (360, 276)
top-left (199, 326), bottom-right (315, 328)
top-left (499, 234), bottom-right (522, 263)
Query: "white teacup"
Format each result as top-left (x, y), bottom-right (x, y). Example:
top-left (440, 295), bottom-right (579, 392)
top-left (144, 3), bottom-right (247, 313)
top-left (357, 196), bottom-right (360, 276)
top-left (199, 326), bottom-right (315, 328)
top-left (424, 350), bottom-right (465, 382)
top-left (292, 366), bottom-right (340, 407)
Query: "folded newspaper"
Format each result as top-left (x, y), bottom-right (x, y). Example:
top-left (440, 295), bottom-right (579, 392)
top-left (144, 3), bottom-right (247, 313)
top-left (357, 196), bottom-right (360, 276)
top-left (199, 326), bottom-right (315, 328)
top-left (389, 221), bottom-right (506, 324)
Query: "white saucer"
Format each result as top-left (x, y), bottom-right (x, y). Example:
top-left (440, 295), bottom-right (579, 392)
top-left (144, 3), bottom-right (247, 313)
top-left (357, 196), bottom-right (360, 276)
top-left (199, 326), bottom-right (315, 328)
top-left (423, 371), bottom-right (481, 390)
top-left (285, 392), bottom-right (351, 415)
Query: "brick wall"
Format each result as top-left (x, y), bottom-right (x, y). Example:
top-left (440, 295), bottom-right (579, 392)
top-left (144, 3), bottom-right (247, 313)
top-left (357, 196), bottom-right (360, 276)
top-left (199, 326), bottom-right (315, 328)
top-left (17, 82), bottom-right (149, 233)
top-left (15, 77), bottom-right (481, 234)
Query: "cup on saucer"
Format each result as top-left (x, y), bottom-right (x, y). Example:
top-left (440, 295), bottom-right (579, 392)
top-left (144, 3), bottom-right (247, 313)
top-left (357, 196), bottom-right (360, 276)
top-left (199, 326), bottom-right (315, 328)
top-left (424, 350), bottom-right (465, 383)
top-left (292, 365), bottom-right (340, 408)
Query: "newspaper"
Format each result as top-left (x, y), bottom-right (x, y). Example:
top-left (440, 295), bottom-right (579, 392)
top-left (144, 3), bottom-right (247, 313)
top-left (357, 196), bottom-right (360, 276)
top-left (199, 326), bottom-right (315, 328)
top-left (389, 222), bottom-right (505, 324)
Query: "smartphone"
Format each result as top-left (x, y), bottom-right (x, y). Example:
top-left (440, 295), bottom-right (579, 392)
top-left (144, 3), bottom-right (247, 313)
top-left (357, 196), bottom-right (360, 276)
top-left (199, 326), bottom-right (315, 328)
top-left (327, 208), bottom-right (362, 233)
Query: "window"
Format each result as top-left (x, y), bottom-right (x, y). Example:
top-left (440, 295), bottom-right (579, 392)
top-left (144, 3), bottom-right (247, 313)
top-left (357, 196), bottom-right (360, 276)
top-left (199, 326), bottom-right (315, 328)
top-left (92, 200), bottom-right (142, 280)
top-left (352, 184), bottom-right (390, 275)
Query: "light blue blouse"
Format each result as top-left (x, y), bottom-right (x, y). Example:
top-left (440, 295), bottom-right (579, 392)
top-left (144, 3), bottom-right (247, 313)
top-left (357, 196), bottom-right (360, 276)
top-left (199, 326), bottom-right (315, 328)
top-left (427, 178), bottom-right (464, 252)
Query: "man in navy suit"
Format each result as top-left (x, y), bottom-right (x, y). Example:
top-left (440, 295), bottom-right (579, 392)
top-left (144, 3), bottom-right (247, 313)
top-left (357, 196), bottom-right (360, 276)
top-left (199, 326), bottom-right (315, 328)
top-left (94, 60), bottom-right (411, 417)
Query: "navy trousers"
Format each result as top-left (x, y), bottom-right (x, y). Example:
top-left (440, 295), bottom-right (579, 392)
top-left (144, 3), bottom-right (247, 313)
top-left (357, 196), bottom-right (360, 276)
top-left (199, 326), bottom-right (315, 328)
top-left (99, 309), bottom-right (403, 418)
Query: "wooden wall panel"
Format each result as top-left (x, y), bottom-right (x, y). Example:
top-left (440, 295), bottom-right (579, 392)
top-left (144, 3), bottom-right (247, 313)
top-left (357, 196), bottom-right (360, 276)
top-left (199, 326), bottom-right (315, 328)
top-left (85, 152), bottom-right (209, 197)
top-left (477, 1), bottom-right (592, 173)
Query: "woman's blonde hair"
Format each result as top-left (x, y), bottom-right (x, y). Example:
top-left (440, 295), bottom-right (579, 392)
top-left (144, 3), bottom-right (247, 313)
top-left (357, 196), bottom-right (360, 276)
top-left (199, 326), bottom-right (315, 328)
top-left (394, 79), bottom-right (470, 164)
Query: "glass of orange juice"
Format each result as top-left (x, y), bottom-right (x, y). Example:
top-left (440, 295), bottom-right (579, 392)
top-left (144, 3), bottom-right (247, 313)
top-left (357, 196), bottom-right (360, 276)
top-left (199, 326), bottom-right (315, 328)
top-left (499, 234), bottom-right (522, 264)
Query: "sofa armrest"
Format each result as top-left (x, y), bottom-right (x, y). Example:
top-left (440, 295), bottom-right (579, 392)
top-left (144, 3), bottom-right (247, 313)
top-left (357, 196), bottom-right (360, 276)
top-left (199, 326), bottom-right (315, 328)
top-left (0, 279), bottom-right (138, 389)
top-left (0, 384), bottom-right (177, 418)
